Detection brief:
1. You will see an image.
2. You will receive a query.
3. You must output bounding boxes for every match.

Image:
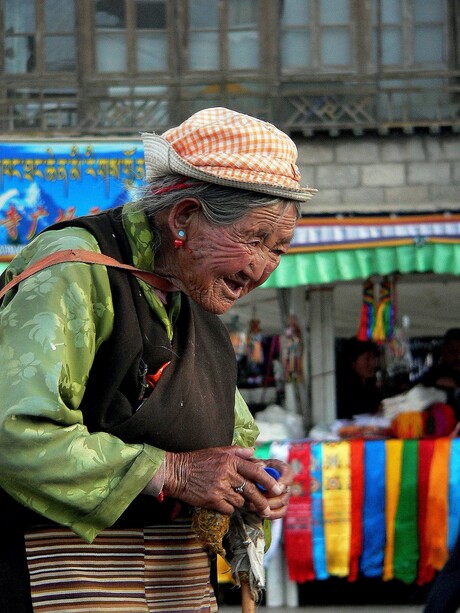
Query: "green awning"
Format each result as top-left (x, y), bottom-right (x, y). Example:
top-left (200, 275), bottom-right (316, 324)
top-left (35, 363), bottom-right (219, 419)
top-left (263, 242), bottom-right (460, 288)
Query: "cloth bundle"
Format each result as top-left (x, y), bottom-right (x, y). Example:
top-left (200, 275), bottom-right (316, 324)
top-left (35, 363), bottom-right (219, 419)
top-left (391, 403), bottom-right (457, 439)
top-left (276, 437), bottom-right (460, 585)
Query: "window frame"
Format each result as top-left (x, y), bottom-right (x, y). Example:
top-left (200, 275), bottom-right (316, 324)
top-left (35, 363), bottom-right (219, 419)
top-left (91, 0), bottom-right (172, 76)
top-left (2, 0), bottom-right (77, 75)
top-left (371, 0), bottom-right (449, 71)
top-left (279, 0), bottom-right (359, 75)
top-left (182, 0), bottom-right (272, 76)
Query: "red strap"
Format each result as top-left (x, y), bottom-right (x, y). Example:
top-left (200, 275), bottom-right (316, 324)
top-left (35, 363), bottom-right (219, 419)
top-left (0, 248), bottom-right (174, 300)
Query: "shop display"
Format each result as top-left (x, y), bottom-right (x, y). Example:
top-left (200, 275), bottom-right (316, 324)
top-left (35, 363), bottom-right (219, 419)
top-left (275, 437), bottom-right (460, 585)
top-left (280, 314), bottom-right (304, 383)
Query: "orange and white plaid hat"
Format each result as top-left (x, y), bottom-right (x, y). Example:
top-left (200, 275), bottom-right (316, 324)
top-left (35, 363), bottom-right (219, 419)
top-left (142, 107), bottom-right (317, 201)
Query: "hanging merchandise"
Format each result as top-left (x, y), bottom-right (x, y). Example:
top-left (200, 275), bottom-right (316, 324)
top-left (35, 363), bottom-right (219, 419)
top-left (372, 276), bottom-right (394, 345)
top-left (263, 335), bottom-right (281, 389)
top-left (281, 314), bottom-right (304, 383)
top-left (280, 439), bottom-right (460, 585)
top-left (240, 318), bottom-right (266, 387)
top-left (247, 318), bottom-right (264, 367)
top-left (385, 314), bottom-right (414, 385)
top-left (357, 279), bottom-right (375, 341)
top-left (227, 314), bottom-right (247, 361)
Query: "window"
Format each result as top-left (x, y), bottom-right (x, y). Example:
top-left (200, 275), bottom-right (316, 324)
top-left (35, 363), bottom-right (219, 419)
top-left (4, 0), bottom-right (36, 73)
top-left (95, 0), bottom-right (167, 73)
top-left (187, 0), bottom-right (260, 71)
top-left (413, 0), bottom-right (445, 65)
top-left (4, 0), bottom-right (76, 73)
top-left (281, 0), bottom-right (311, 68)
top-left (188, 1), bottom-right (219, 70)
top-left (371, 0), bottom-right (447, 68)
top-left (95, 0), bottom-right (127, 72)
top-left (228, 1), bottom-right (259, 69)
top-left (136, 0), bottom-right (167, 71)
top-left (280, 0), bottom-right (353, 71)
top-left (44, 0), bottom-right (76, 71)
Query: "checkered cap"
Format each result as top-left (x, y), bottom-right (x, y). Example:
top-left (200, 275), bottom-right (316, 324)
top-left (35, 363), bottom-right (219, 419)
top-left (142, 107), bottom-right (317, 201)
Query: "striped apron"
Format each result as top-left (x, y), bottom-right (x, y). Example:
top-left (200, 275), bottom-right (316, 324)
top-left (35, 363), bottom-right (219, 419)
top-left (25, 519), bottom-right (218, 613)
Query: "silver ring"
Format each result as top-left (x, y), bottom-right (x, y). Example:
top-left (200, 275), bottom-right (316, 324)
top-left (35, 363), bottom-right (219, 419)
top-left (234, 480), bottom-right (247, 495)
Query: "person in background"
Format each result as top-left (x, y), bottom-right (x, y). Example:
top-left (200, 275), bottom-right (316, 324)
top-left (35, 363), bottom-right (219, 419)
top-left (418, 328), bottom-right (460, 419)
top-left (0, 107), bottom-right (319, 611)
top-left (336, 337), bottom-right (383, 420)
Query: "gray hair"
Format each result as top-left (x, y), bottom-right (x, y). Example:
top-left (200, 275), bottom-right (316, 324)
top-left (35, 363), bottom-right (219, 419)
top-left (133, 174), bottom-right (301, 252)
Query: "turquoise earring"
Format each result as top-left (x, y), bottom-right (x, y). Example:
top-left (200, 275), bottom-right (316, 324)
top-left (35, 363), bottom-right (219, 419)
top-left (174, 229), bottom-right (186, 249)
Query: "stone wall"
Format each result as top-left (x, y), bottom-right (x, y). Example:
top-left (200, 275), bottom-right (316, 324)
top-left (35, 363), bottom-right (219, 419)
top-left (295, 132), bottom-right (460, 214)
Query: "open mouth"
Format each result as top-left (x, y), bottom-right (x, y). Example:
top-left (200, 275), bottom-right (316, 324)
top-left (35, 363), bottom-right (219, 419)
top-left (223, 278), bottom-right (245, 299)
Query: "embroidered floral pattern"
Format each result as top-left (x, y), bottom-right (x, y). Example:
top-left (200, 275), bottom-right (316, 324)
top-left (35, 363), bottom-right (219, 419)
top-left (0, 211), bottom-right (254, 543)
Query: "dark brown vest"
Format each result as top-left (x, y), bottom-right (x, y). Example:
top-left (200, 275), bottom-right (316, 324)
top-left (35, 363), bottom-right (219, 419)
top-left (0, 207), bottom-right (237, 492)
top-left (0, 208), bottom-right (238, 611)
top-left (52, 207), bottom-right (237, 451)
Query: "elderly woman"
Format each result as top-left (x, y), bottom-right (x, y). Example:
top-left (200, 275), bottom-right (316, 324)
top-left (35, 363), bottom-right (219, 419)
top-left (0, 108), bottom-right (316, 612)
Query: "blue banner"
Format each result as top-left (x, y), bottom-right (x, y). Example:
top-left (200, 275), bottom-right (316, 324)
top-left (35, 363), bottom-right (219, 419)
top-left (0, 141), bottom-right (145, 259)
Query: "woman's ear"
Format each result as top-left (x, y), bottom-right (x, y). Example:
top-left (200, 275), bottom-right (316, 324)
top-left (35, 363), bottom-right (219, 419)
top-left (167, 198), bottom-right (202, 234)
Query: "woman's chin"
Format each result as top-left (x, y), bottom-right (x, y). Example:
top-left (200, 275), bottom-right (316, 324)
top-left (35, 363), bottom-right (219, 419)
top-left (198, 299), bottom-right (235, 315)
top-left (193, 293), bottom-right (237, 315)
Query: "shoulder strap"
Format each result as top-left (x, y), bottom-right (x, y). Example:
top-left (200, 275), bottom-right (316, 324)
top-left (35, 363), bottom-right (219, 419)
top-left (0, 248), bottom-right (174, 300)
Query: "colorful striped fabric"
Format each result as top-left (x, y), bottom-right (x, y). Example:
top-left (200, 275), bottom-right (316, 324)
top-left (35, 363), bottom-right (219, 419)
top-left (322, 442), bottom-right (351, 578)
top-left (25, 520), bottom-right (217, 612)
top-left (448, 439), bottom-right (460, 553)
top-left (284, 442), bottom-right (315, 582)
top-left (426, 438), bottom-right (451, 572)
top-left (310, 442), bottom-right (328, 580)
top-left (417, 439), bottom-right (436, 585)
top-left (383, 439), bottom-right (403, 581)
top-left (279, 438), bottom-right (460, 585)
top-left (360, 440), bottom-right (386, 578)
top-left (393, 439), bottom-right (419, 584)
top-left (348, 439), bottom-right (364, 582)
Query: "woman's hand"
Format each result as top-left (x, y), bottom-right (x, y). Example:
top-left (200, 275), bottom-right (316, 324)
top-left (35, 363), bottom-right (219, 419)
top-left (162, 446), bottom-right (293, 520)
top-left (244, 457), bottom-right (293, 520)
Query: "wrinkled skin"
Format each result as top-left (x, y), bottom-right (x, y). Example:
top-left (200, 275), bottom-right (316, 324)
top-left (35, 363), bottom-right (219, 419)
top-left (163, 446), bottom-right (294, 520)
top-left (154, 198), bottom-right (297, 315)
top-left (150, 199), bottom-right (297, 519)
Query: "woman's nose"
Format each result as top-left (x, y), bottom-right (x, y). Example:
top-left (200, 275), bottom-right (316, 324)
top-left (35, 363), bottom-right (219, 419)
top-left (245, 251), bottom-right (278, 281)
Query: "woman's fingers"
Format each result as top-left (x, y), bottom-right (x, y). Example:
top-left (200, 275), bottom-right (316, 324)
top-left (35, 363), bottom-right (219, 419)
top-left (161, 446), bottom-right (293, 520)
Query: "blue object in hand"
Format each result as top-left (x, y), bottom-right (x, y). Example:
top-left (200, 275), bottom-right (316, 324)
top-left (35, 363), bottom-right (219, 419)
top-left (257, 466), bottom-right (280, 491)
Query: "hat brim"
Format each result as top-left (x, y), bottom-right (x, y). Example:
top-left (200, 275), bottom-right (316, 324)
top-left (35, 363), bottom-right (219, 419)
top-left (142, 133), bottom-right (317, 202)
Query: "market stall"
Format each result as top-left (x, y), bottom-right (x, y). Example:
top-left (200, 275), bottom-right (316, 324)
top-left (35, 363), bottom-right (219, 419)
top-left (250, 436), bottom-right (460, 607)
top-left (223, 212), bottom-right (460, 425)
top-left (220, 212), bottom-right (460, 606)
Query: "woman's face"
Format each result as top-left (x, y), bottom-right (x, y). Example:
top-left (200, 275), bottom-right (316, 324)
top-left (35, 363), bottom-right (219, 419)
top-left (177, 202), bottom-right (297, 314)
top-left (352, 351), bottom-right (378, 380)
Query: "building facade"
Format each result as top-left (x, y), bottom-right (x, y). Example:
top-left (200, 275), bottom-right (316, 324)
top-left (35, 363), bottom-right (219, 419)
top-left (1, 0), bottom-right (459, 137)
top-left (1, 0), bottom-right (460, 428)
